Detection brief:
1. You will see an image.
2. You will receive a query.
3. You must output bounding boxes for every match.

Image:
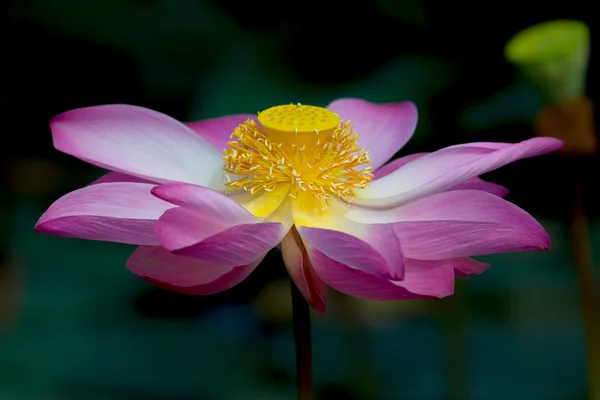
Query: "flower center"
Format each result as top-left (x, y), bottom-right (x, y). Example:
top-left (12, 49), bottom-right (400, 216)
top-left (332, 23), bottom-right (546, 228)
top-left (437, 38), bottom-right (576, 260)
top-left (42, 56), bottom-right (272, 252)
top-left (223, 104), bottom-right (373, 205)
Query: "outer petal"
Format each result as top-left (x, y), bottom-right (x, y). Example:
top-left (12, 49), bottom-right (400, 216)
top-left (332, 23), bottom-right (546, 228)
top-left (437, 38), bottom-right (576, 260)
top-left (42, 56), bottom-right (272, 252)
top-left (281, 228), bottom-right (327, 312)
top-left (373, 153), bottom-right (508, 197)
top-left (327, 98), bottom-right (418, 170)
top-left (309, 249), bottom-right (454, 300)
top-left (355, 138), bottom-right (563, 207)
top-left (35, 183), bottom-right (173, 245)
top-left (293, 197), bottom-right (404, 280)
top-left (339, 190), bottom-right (549, 260)
top-left (298, 225), bottom-right (403, 280)
top-left (158, 208), bottom-right (283, 266)
top-left (185, 114), bottom-right (255, 152)
top-left (152, 184), bottom-right (287, 267)
top-left (127, 246), bottom-right (262, 295)
top-left (50, 104), bottom-right (225, 188)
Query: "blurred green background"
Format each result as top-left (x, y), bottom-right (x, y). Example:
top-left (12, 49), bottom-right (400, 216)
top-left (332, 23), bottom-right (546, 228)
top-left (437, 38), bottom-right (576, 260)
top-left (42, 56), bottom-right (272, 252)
top-left (2, 0), bottom-right (600, 399)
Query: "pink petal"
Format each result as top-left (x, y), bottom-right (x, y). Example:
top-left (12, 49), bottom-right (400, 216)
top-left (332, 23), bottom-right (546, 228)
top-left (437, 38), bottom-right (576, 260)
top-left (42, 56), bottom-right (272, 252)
top-left (297, 222), bottom-right (404, 281)
top-left (327, 98), bottom-right (418, 170)
top-left (374, 153), bottom-right (508, 197)
top-left (373, 153), bottom-right (427, 180)
top-left (453, 258), bottom-right (490, 277)
top-left (281, 229), bottom-right (327, 312)
top-left (309, 249), bottom-right (454, 300)
top-left (185, 114), bottom-right (255, 152)
top-left (50, 104), bottom-right (225, 188)
top-left (452, 178), bottom-right (509, 197)
top-left (390, 190), bottom-right (548, 259)
top-left (91, 172), bottom-right (156, 185)
top-left (162, 216), bottom-right (282, 266)
top-left (35, 183), bottom-right (173, 245)
top-left (127, 246), bottom-right (262, 295)
top-left (156, 205), bottom-right (285, 267)
top-left (356, 138), bottom-right (563, 207)
top-left (151, 183), bottom-right (256, 225)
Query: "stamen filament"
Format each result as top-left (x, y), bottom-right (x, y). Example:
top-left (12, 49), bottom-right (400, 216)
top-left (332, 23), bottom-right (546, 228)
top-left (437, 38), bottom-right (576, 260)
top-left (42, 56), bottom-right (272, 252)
top-left (222, 105), bottom-right (374, 206)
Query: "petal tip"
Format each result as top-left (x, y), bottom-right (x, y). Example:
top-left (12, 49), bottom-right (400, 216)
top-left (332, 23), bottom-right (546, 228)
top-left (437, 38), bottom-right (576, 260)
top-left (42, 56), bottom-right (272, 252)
top-left (311, 298), bottom-right (327, 313)
top-left (437, 289), bottom-right (454, 299)
top-left (34, 212), bottom-right (55, 234)
top-left (532, 226), bottom-right (551, 250)
top-left (537, 137), bottom-right (566, 152)
top-left (430, 277), bottom-right (455, 299)
top-left (49, 114), bottom-right (71, 151)
top-left (399, 100), bottom-right (418, 115)
top-left (49, 107), bottom-right (81, 127)
top-left (49, 113), bottom-right (63, 129)
top-left (387, 269), bottom-right (404, 281)
top-left (498, 188), bottom-right (510, 197)
top-left (540, 234), bottom-right (551, 250)
top-left (150, 184), bottom-right (167, 199)
top-left (49, 104), bottom-right (115, 130)
top-left (33, 220), bottom-right (45, 233)
top-left (150, 182), bottom-right (188, 204)
top-left (33, 218), bottom-right (64, 237)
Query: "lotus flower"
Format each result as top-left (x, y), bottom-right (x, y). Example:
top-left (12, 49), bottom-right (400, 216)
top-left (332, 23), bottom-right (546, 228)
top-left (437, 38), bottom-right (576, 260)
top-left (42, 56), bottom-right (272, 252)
top-left (35, 99), bottom-right (563, 312)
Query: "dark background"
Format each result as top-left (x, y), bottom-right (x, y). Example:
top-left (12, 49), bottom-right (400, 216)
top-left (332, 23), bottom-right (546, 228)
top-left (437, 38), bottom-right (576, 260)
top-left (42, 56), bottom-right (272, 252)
top-left (2, 0), bottom-right (599, 399)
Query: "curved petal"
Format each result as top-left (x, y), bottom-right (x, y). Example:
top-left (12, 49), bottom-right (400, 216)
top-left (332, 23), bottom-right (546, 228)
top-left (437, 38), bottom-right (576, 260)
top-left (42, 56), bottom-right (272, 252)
top-left (373, 153), bottom-right (427, 180)
top-left (339, 190), bottom-right (549, 260)
top-left (185, 114), bottom-right (255, 152)
top-left (152, 184), bottom-right (287, 267)
top-left (309, 249), bottom-right (454, 300)
top-left (327, 98), bottom-right (418, 170)
top-left (156, 207), bottom-right (287, 258)
top-left (158, 209), bottom-right (283, 266)
top-left (293, 199), bottom-right (404, 280)
top-left (151, 183), bottom-right (257, 225)
top-left (298, 225), bottom-right (403, 280)
top-left (127, 246), bottom-right (262, 295)
top-left (91, 171), bottom-right (156, 185)
top-left (355, 138), bottom-right (563, 207)
top-left (35, 183), bottom-right (173, 245)
top-left (50, 104), bottom-right (225, 188)
top-left (281, 228), bottom-right (327, 312)
top-left (374, 153), bottom-right (508, 197)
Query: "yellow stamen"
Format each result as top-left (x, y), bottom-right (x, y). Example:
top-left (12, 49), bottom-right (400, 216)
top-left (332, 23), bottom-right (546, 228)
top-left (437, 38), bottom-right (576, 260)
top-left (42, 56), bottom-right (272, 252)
top-left (223, 104), bottom-right (374, 206)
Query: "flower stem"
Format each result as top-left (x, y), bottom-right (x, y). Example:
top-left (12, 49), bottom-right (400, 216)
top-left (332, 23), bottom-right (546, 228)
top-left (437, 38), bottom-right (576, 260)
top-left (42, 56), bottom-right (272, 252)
top-left (291, 279), bottom-right (313, 400)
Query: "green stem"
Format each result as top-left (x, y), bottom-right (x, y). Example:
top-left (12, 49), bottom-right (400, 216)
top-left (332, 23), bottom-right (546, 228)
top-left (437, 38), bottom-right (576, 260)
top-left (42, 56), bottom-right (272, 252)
top-left (291, 279), bottom-right (313, 400)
